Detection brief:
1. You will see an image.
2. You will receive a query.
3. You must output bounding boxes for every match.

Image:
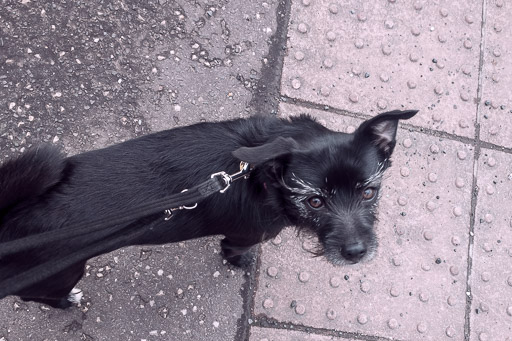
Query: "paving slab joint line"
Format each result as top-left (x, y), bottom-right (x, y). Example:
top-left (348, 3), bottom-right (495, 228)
top-left (236, 254), bottom-right (261, 341)
top-left (239, 1), bottom-right (293, 341)
top-left (279, 95), bottom-right (512, 154)
top-left (463, 0), bottom-right (488, 339)
top-left (475, 0), bottom-right (488, 129)
top-left (241, 243), bottom-right (266, 341)
top-left (251, 0), bottom-right (293, 117)
top-left (280, 95), bottom-right (362, 120)
top-left (397, 122), bottom-right (512, 154)
top-left (279, 95), bottom-right (477, 143)
top-left (251, 315), bottom-right (406, 341)
top-left (463, 137), bottom-right (479, 341)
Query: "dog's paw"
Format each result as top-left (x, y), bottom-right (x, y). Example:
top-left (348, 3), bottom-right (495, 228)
top-left (225, 251), bottom-right (255, 268)
top-left (67, 287), bottom-right (83, 305)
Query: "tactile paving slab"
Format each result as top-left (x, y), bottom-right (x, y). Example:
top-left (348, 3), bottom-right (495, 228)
top-left (479, 0), bottom-right (512, 148)
top-left (250, 326), bottom-right (356, 341)
top-left (470, 149), bottom-right (512, 341)
top-left (279, 102), bottom-right (364, 133)
top-left (254, 104), bottom-right (474, 340)
top-left (282, 0), bottom-right (483, 137)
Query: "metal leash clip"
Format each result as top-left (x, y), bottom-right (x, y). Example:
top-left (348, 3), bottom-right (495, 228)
top-left (210, 161), bottom-right (251, 193)
top-left (164, 189), bottom-right (198, 220)
top-left (164, 161), bottom-right (251, 220)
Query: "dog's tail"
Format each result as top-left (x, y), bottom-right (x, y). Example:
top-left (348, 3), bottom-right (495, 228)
top-left (0, 145), bottom-right (66, 213)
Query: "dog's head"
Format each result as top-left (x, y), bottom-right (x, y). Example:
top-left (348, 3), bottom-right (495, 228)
top-left (234, 110), bottom-right (418, 266)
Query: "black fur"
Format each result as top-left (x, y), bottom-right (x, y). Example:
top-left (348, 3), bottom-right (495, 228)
top-left (0, 110), bottom-right (417, 308)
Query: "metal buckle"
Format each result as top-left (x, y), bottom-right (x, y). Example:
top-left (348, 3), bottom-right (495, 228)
top-left (210, 161), bottom-right (251, 194)
top-left (210, 171), bottom-right (232, 193)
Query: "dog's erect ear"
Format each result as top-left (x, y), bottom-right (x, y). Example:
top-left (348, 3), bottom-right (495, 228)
top-left (232, 137), bottom-right (299, 165)
top-left (354, 110), bottom-right (418, 157)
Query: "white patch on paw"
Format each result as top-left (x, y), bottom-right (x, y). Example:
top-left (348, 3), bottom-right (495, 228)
top-left (67, 287), bottom-right (83, 304)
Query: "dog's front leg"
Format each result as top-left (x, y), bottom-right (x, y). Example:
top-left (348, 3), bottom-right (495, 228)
top-left (220, 237), bottom-right (259, 268)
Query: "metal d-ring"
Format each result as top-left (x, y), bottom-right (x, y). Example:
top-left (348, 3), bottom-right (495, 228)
top-left (164, 189), bottom-right (198, 220)
top-left (180, 189), bottom-right (198, 210)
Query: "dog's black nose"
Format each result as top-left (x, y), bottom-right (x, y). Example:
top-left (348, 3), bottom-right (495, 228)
top-left (343, 242), bottom-right (367, 262)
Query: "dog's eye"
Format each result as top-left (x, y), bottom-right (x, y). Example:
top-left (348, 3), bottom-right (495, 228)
top-left (362, 187), bottom-right (377, 200)
top-left (307, 196), bottom-right (324, 209)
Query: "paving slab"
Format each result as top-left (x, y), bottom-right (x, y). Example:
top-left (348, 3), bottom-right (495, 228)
top-left (250, 326), bottom-right (356, 341)
top-left (470, 149), bottom-right (512, 341)
top-left (139, 0), bottom-right (279, 131)
top-left (0, 1), bottom-right (280, 340)
top-left (254, 103), bottom-right (474, 340)
top-left (0, 0), bottom-right (277, 157)
top-left (478, 0), bottom-right (512, 148)
top-left (281, 0), bottom-right (482, 137)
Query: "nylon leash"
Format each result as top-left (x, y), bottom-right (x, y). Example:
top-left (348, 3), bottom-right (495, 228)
top-left (0, 162), bottom-right (251, 299)
top-left (0, 162), bottom-right (251, 258)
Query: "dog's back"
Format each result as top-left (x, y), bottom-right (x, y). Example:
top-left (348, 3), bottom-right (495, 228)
top-left (0, 145), bottom-right (65, 222)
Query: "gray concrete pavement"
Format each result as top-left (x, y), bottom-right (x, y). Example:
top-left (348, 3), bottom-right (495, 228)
top-left (1, 0), bottom-right (284, 340)
top-left (1, 0), bottom-right (512, 340)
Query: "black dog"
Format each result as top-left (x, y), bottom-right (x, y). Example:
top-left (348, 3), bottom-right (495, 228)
top-left (0, 110), bottom-right (417, 308)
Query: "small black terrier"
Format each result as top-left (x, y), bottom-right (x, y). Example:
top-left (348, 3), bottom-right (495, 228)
top-left (0, 110), bottom-right (417, 308)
